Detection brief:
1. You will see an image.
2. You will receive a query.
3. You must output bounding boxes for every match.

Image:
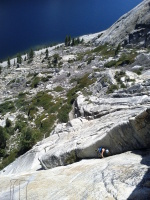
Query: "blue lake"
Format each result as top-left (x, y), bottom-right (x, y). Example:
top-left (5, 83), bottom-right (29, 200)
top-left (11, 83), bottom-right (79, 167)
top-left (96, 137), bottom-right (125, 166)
top-left (0, 0), bottom-right (142, 60)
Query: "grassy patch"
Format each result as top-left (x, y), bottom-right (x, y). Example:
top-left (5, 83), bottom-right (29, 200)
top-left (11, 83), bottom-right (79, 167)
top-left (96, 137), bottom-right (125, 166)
top-left (92, 44), bottom-right (116, 57)
top-left (104, 60), bottom-right (117, 68)
top-left (68, 74), bottom-right (95, 104)
top-left (53, 86), bottom-right (64, 92)
top-left (31, 91), bottom-right (53, 110)
top-left (104, 53), bottom-right (137, 68)
top-left (76, 53), bottom-right (85, 61)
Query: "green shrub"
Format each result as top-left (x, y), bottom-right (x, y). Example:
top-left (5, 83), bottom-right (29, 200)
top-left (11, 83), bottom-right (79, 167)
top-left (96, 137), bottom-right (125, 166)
top-left (27, 106), bottom-right (38, 119)
top-left (32, 91), bottom-right (53, 110)
top-left (53, 86), bottom-right (64, 92)
top-left (77, 53), bottom-right (84, 61)
top-left (35, 114), bottom-right (56, 136)
top-left (0, 101), bottom-right (15, 115)
top-left (67, 87), bottom-right (78, 105)
top-left (116, 53), bottom-right (136, 66)
top-left (17, 127), bottom-right (38, 156)
top-left (135, 68), bottom-right (143, 75)
top-left (68, 74), bottom-right (95, 104)
top-left (7, 79), bottom-right (16, 85)
top-left (5, 126), bottom-right (14, 136)
top-left (115, 44), bottom-right (121, 56)
top-left (87, 56), bottom-right (94, 64)
top-left (104, 60), bottom-right (117, 68)
top-left (92, 44), bottom-right (115, 57)
top-left (31, 77), bottom-right (41, 88)
top-left (93, 44), bottom-right (108, 53)
top-left (41, 77), bottom-right (49, 82)
top-left (0, 148), bottom-right (6, 157)
top-left (114, 71), bottom-right (126, 83)
top-left (15, 120), bottom-right (27, 132)
top-left (5, 118), bottom-right (12, 128)
top-left (0, 149), bottom-right (18, 170)
top-left (52, 54), bottom-right (60, 66)
top-left (107, 84), bottom-right (118, 94)
top-left (120, 83), bottom-right (126, 88)
top-left (0, 126), bottom-right (7, 149)
top-left (15, 93), bottom-right (28, 110)
top-left (57, 104), bottom-right (71, 123)
top-left (104, 53), bottom-right (137, 68)
top-left (136, 71), bottom-right (141, 75)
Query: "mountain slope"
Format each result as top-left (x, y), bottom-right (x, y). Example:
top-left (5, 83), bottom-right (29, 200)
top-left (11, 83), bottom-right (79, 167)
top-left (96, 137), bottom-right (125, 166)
top-left (95, 0), bottom-right (150, 46)
top-left (0, 0), bottom-right (150, 199)
top-left (0, 150), bottom-right (150, 200)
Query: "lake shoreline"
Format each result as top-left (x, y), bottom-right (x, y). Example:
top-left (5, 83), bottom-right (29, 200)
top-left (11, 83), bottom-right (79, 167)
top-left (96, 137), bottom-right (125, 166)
top-left (0, 31), bottom-right (103, 68)
top-left (0, 0), bottom-right (142, 61)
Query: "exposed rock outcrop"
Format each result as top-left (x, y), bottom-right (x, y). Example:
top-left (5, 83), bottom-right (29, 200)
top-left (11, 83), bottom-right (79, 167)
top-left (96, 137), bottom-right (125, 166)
top-left (95, 0), bottom-right (150, 46)
top-left (1, 100), bottom-right (150, 175)
top-left (1, 1), bottom-right (150, 200)
top-left (0, 150), bottom-right (150, 200)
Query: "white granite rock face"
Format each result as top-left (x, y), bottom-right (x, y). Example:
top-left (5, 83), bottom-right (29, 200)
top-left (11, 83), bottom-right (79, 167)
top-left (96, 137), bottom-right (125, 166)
top-left (0, 150), bottom-right (150, 200)
top-left (1, 1), bottom-right (150, 200)
top-left (1, 100), bottom-right (150, 175)
top-left (39, 105), bottom-right (150, 170)
top-left (95, 0), bottom-right (150, 45)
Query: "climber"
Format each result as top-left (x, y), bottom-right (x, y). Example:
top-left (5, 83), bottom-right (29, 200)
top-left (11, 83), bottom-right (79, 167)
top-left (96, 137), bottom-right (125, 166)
top-left (95, 147), bottom-right (109, 158)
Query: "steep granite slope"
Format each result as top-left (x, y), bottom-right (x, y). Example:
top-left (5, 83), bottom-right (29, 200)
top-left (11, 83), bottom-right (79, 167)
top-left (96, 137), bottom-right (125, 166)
top-left (0, 0), bottom-right (150, 199)
top-left (95, 0), bottom-right (150, 46)
top-left (0, 150), bottom-right (150, 200)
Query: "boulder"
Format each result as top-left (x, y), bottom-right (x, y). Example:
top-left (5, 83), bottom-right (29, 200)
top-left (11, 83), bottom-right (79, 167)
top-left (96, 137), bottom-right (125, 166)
top-left (132, 65), bottom-right (143, 71)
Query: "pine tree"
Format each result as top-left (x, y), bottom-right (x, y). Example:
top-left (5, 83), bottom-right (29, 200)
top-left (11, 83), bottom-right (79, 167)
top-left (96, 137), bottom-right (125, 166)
top-left (0, 66), bottom-right (2, 74)
top-left (81, 38), bottom-right (84, 43)
top-left (28, 49), bottom-right (33, 59)
top-left (76, 37), bottom-right (80, 44)
top-left (65, 36), bottom-right (68, 46)
top-left (17, 53), bottom-right (22, 64)
top-left (45, 49), bottom-right (49, 59)
top-left (0, 126), bottom-right (7, 149)
top-left (52, 54), bottom-right (58, 66)
top-left (65, 35), bottom-right (71, 46)
top-left (68, 36), bottom-right (71, 46)
top-left (71, 38), bottom-right (75, 46)
top-left (28, 49), bottom-right (34, 63)
top-left (7, 57), bottom-right (10, 67)
top-left (115, 44), bottom-right (121, 56)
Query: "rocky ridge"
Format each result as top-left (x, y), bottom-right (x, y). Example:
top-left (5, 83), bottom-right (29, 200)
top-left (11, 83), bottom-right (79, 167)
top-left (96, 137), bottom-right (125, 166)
top-left (94, 0), bottom-right (150, 47)
top-left (0, 0), bottom-right (150, 199)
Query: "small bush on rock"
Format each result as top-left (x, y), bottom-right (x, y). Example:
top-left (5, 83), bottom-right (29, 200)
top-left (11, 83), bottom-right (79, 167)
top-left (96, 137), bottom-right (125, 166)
top-left (107, 84), bottom-right (118, 94)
